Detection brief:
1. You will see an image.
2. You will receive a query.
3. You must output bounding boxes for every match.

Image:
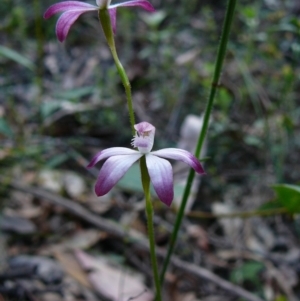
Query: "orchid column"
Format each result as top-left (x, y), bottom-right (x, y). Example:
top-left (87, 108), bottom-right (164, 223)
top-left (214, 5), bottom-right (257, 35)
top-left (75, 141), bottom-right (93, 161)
top-left (44, 0), bottom-right (155, 132)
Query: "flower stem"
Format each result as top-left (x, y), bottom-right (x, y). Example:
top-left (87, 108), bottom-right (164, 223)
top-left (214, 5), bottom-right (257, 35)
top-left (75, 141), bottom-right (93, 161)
top-left (98, 9), bottom-right (135, 133)
top-left (140, 156), bottom-right (162, 301)
top-left (160, 0), bottom-right (237, 286)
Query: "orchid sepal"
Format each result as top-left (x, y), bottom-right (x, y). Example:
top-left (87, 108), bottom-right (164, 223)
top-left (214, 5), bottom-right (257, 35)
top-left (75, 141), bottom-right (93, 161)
top-left (145, 154), bottom-right (174, 206)
top-left (87, 147), bottom-right (140, 168)
top-left (151, 148), bottom-right (205, 175)
top-left (95, 153), bottom-right (142, 196)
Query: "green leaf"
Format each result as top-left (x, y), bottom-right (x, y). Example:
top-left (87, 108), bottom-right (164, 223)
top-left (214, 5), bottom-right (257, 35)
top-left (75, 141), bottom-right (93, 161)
top-left (116, 163), bottom-right (142, 193)
top-left (117, 163), bottom-right (154, 194)
top-left (0, 45), bottom-right (34, 71)
top-left (215, 87), bottom-right (232, 113)
top-left (230, 261), bottom-right (264, 285)
top-left (117, 163), bottom-right (188, 201)
top-left (142, 11), bottom-right (167, 28)
top-left (40, 102), bottom-right (61, 119)
top-left (244, 135), bottom-right (263, 148)
top-left (0, 118), bottom-right (13, 138)
top-left (53, 86), bottom-right (95, 100)
top-left (45, 153), bottom-right (69, 169)
top-left (273, 184), bottom-right (300, 213)
top-left (258, 200), bottom-right (283, 211)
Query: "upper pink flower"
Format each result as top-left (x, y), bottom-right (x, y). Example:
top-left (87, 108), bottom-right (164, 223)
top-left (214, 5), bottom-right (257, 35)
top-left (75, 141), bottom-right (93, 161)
top-left (44, 0), bottom-right (155, 42)
top-left (87, 122), bottom-right (205, 206)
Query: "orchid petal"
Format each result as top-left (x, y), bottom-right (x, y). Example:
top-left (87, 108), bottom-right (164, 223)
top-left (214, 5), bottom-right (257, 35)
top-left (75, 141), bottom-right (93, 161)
top-left (151, 148), bottom-right (205, 174)
top-left (44, 1), bottom-right (97, 19)
top-left (110, 0), bottom-right (155, 12)
top-left (146, 154), bottom-right (173, 206)
top-left (87, 147), bottom-right (140, 168)
top-left (55, 10), bottom-right (87, 42)
top-left (109, 7), bottom-right (117, 34)
top-left (95, 154), bottom-right (142, 196)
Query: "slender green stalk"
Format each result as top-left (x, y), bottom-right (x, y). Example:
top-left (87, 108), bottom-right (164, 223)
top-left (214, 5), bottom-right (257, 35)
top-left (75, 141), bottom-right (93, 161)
top-left (160, 0), bottom-right (237, 286)
top-left (98, 9), bottom-right (135, 133)
top-left (140, 156), bottom-right (162, 301)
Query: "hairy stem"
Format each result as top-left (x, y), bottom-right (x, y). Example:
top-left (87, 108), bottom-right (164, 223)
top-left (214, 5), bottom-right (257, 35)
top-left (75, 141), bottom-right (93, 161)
top-left (98, 9), bottom-right (135, 133)
top-left (140, 156), bottom-right (162, 301)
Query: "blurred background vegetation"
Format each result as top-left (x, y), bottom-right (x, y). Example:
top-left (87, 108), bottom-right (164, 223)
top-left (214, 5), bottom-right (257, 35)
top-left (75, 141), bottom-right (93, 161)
top-left (0, 0), bottom-right (300, 299)
top-left (1, 0), bottom-right (299, 200)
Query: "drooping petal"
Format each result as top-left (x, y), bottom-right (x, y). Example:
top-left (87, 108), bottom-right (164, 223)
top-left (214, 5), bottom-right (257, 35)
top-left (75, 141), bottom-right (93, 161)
top-left (151, 148), bottom-right (205, 174)
top-left (108, 7), bottom-right (117, 34)
top-left (44, 1), bottom-right (97, 19)
top-left (109, 0), bottom-right (155, 12)
top-left (87, 147), bottom-right (140, 168)
top-left (146, 154), bottom-right (173, 206)
top-left (95, 154), bottom-right (142, 196)
top-left (56, 10), bottom-right (88, 42)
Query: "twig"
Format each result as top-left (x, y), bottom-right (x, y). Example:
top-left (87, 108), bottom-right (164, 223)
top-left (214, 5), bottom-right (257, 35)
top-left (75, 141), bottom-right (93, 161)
top-left (1, 177), bottom-right (265, 301)
top-left (186, 207), bottom-right (287, 219)
top-left (171, 257), bottom-right (264, 301)
top-left (0, 266), bottom-right (36, 281)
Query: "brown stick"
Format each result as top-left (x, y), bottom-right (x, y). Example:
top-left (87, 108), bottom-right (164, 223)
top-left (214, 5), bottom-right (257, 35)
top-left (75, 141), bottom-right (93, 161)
top-left (1, 177), bottom-right (265, 301)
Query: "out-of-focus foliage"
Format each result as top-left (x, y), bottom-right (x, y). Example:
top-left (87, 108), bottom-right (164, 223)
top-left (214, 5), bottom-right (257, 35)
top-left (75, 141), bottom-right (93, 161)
top-left (0, 0), bottom-right (300, 299)
top-left (230, 260), bottom-right (264, 287)
top-left (273, 183), bottom-right (300, 213)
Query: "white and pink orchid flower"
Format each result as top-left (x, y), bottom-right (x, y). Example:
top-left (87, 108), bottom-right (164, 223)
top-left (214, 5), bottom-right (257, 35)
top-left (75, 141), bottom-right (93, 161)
top-left (44, 0), bottom-right (155, 42)
top-left (87, 122), bottom-right (205, 206)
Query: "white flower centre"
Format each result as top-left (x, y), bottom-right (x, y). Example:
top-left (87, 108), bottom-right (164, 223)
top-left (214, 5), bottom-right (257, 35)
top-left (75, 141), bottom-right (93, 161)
top-left (96, 0), bottom-right (111, 8)
top-left (132, 130), bottom-right (154, 153)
